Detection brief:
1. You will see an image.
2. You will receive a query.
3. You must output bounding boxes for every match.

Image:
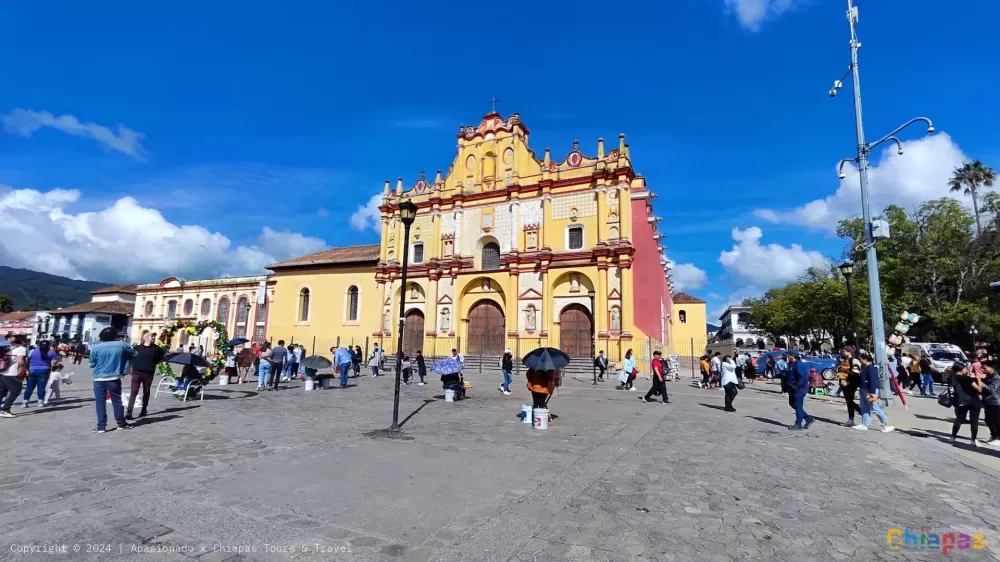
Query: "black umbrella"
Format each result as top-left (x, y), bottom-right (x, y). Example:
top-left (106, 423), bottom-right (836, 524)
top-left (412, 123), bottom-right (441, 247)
top-left (522, 347), bottom-right (571, 371)
top-left (301, 355), bottom-right (333, 370)
top-left (162, 352), bottom-right (210, 368)
top-left (229, 337), bottom-right (249, 346)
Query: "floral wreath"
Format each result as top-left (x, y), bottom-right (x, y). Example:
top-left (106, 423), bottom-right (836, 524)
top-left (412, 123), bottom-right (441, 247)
top-left (157, 320), bottom-right (231, 383)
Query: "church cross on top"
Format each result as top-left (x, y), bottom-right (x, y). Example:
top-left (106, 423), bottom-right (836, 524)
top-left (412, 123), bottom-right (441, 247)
top-left (490, 96), bottom-right (499, 113)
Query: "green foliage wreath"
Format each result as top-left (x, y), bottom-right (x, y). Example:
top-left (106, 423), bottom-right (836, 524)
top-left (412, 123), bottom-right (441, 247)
top-left (156, 320), bottom-right (231, 384)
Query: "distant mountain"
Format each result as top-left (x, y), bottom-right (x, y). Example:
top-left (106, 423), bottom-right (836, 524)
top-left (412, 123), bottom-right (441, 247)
top-left (707, 323), bottom-right (720, 334)
top-left (0, 266), bottom-right (111, 310)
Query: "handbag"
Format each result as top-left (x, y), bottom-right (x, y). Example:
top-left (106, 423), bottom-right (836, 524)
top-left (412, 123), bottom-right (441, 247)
top-left (937, 392), bottom-right (952, 408)
top-left (618, 370), bottom-right (628, 384)
top-left (737, 381), bottom-right (745, 390)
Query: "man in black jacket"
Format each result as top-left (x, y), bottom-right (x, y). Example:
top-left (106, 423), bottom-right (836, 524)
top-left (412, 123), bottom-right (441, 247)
top-left (127, 332), bottom-right (164, 419)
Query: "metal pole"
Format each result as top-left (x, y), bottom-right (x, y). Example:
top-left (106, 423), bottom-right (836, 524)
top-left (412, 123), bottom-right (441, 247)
top-left (690, 338), bottom-right (695, 379)
top-left (845, 274), bottom-right (860, 347)
top-left (590, 294), bottom-right (597, 385)
top-left (846, 0), bottom-right (891, 404)
top-left (390, 222), bottom-right (412, 431)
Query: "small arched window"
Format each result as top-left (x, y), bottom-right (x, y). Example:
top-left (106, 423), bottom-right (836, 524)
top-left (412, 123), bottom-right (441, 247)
top-left (183, 299), bottom-right (194, 316)
top-left (237, 297), bottom-right (250, 323)
top-left (166, 300), bottom-right (177, 319)
top-left (678, 310), bottom-right (687, 324)
top-left (144, 301), bottom-right (154, 316)
top-left (217, 297), bottom-right (230, 325)
top-left (347, 286), bottom-right (359, 321)
top-left (482, 242), bottom-right (500, 270)
top-left (200, 298), bottom-right (211, 316)
top-left (299, 288), bottom-right (311, 322)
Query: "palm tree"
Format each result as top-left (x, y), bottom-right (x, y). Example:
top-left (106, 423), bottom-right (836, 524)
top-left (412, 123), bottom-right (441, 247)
top-left (949, 160), bottom-right (996, 237)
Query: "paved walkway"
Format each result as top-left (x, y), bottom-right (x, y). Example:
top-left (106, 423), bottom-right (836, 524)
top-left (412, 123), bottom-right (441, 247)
top-left (2, 368), bottom-right (1000, 561)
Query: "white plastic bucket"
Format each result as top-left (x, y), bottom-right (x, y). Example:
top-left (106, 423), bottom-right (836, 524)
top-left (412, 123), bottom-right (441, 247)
top-left (521, 404), bottom-right (533, 423)
top-left (219, 375), bottom-right (229, 386)
top-left (304, 379), bottom-right (315, 392)
top-left (444, 389), bottom-right (456, 402)
top-left (321, 378), bottom-right (333, 389)
top-left (533, 408), bottom-right (549, 429)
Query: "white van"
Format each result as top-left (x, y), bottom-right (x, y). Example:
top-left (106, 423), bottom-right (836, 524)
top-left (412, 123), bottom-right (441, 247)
top-left (905, 342), bottom-right (968, 381)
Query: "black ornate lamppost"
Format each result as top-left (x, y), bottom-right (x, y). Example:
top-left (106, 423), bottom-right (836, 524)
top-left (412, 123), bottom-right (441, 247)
top-left (390, 199), bottom-right (418, 431)
top-left (839, 261), bottom-right (860, 349)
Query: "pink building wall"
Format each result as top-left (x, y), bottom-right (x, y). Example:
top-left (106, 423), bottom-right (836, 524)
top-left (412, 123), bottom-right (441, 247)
top-left (630, 192), bottom-right (673, 345)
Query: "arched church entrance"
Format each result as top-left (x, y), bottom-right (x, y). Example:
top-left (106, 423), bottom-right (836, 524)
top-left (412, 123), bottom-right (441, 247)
top-left (559, 304), bottom-right (594, 358)
top-left (467, 299), bottom-right (505, 356)
top-left (402, 310), bottom-right (425, 358)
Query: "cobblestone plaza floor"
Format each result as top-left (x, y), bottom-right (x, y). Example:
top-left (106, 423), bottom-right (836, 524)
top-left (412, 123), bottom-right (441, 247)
top-left (2, 367), bottom-right (1000, 561)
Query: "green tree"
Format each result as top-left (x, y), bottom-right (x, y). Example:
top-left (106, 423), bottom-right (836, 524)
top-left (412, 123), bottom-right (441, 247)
top-left (949, 160), bottom-right (996, 238)
top-left (0, 294), bottom-right (13, 313)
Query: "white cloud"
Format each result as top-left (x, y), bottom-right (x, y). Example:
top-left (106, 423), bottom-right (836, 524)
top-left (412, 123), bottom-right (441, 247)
top-left (756, 133), bottom-right (973, 230)
top-left (350, 192), bottom-right (383, 231)
top-left (667, 262), bottom-right (709, 292)
top-left (0, 186), bottom-right (326, 283)
top-left (724, 0), bottom-right (799, 31)
top-left (718, 226), bottom-right (829, 289)
top-left (1, 108), bottom-right (145, 160)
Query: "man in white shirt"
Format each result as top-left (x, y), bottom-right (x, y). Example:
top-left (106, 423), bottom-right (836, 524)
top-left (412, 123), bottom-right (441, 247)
top-left (710, 352), bottom-right (722, 387)
top-left (1, 335), bottom-right (29, 417)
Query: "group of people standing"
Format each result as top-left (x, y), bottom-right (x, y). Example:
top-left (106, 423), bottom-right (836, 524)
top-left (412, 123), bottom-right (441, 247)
top-left (0, 334), bottom-right (67, 417)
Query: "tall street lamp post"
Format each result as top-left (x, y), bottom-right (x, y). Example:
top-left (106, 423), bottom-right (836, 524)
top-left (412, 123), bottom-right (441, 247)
top-left (390, 199), bottom-right (418, 431)
top-left (588, 290), bottom-right (597, 385)
top-left (968, 325), bottom-right (978, 357)
top-left (839, 262), bottom-right (860, 348)
top-left (830, 0), bottom-right (934, 405)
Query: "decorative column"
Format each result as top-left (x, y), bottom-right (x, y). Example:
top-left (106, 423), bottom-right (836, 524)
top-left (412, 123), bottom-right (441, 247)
top-left (540, 194), bottom-right (552, 249)
top-left (595, 186), bottom-right (607, 242)
top-left (620, 263), bottom-right (633, 339)
top-left (380, 217), bottom-right (390, 262)
top-left (510, 201), bottom-right (520, 251)
top-left (539, 263), bottom-right (550, 337)
top-left (427, 270), bottom-right (440, 336)
top-left (596, 263), bottom-right (609, 337)
top-left (506, 266), bottom-right (519, 336)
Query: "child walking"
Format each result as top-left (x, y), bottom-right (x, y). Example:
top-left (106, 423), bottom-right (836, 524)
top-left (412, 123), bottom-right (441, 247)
top-left (43, 364), bottom-right (65, 405)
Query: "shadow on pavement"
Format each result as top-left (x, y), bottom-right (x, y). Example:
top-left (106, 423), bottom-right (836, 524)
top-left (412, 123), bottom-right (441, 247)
top-left (399, 399), bottom-right (436, 428)
top-left (747, 415), bottom-right (786, 427)
top-left (699, 403), bottom-right (727, 411)
top-left (204, 391), bottom-right (257, 400)
top-left (132, 414), bottom-right (182, 427)
top-left (915, 413), bottom-right (956, 423)
top-left (22, 404), bottom-right (86, 415)
top-left (154, 405), bottom-right (200, 415)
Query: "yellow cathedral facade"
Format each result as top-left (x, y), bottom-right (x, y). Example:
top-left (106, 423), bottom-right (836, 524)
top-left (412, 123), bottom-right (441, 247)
top-left (266, 111), bottom-right (677, 362)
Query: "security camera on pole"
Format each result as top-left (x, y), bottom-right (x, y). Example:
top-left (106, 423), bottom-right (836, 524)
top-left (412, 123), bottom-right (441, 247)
top-left (829, 0), bottom-right (934, 406)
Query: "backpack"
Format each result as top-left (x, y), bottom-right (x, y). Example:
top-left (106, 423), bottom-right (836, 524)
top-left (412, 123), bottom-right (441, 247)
top-left (0, 347), bottom-right (9, 374)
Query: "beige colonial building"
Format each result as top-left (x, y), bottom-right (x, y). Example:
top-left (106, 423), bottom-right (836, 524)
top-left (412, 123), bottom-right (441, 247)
top-left (132, 275), bottom-right (276, 352)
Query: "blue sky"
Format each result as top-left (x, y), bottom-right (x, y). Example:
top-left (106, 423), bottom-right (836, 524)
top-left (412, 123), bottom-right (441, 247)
top-left (1, 0), bottom-right (997, 317)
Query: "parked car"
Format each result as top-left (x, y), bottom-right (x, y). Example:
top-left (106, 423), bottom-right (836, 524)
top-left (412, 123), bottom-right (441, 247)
top-left (752, 350), bottom-right (838, 381)
top-left (904, 342), bottom-right (969, 382)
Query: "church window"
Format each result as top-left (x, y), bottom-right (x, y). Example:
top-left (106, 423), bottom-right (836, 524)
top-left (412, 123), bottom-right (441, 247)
top-left (482, 242), bottom-right (501, 270)
top-left (166, 300), bottom-right (177, 319)
top-left (144, 301), bottom-right (154, 316)
top-left (567, 226), bottom-right (584, 250)
top-left (412, 243), bottom-right (424, 264)
top-left (183, 299), bottom-right (194, 316)
top-left (347, 286), bottom-right (359, 321)
top-left (200, 298), bottom-right (211, 316)
top-left (298, 289), bottom-right (311, 322)
top-left (679, 310), bottom-right (687, 324)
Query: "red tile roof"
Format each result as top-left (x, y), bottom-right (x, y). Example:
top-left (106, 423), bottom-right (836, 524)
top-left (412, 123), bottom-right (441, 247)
top-left (53, 301), bottom-right (134, 316)
top-left (672, 292), bottom-right (706, 304)
top-left (0, 312), bottom-right (35, 322)
top-left (267, 244), bottom-right (381, 270)
top-left (90, 284), bottom-right (137, 295)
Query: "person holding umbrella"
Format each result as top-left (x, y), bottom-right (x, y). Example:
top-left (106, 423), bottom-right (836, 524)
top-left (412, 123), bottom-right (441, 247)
top-left (522, 347), bottom-right (570, 425)
top-left (431, 357), bottom-right (465, 400)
